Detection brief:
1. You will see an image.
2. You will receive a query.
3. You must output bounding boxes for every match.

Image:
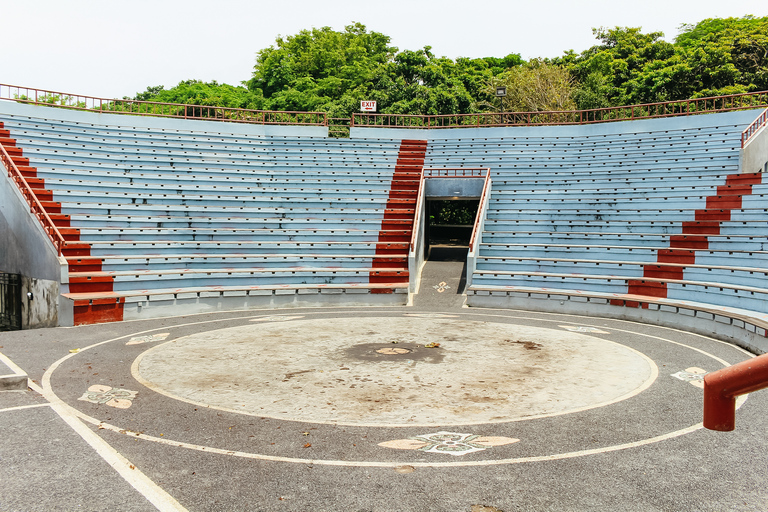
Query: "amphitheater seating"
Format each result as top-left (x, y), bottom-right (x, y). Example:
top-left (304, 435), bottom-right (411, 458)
top-left (0, 110), bottom-right (426, 323)
top-left (422, 113), bottom-right (768, 320)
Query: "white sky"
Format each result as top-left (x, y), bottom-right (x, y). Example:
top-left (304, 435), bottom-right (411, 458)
top-left (3, 0), bottom-right (766, 99)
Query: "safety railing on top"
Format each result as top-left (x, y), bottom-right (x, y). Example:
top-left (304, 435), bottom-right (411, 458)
top-left (0, 143), bottom-right (65, 255)
top-left (0, 84), bottom-right (327, 126)
top-left (423, 168), bottom-right (489, 178)
top-left (353, 90), bottom-right (768, 129)
top-left (742, 107), bottom-right (768, 148)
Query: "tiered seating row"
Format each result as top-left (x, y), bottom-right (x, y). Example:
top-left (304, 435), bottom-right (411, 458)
top-left (0, 110), bottom-right (424, 323)
top-left (432, 117), bottom-right (768, 321)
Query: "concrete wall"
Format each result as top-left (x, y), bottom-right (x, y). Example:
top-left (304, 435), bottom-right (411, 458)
top-left (351, 109), bottom-right (763, 141)
top-left (0, 159), bottom-right (70, 328)
top-left (424, 177), bottom-right (484, 199)
top-left (0, 101), bottom-right (329, 138)
top-left (740, 119), bottom-right (768, 174)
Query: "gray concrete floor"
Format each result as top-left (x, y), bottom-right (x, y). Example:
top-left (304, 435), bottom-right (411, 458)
top-left (1, 259), bottom-right (767, 512)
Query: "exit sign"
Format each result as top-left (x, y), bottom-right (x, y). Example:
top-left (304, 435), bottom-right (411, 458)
top-left (360, 100), bottom-right (377, 112)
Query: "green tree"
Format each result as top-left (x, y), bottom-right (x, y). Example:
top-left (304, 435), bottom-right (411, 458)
top-left (480, 59), bottom-right (577, 112)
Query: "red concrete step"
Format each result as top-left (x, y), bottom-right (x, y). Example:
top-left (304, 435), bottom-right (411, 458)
top-left (58, 228), bottom-right (81, 241)
top-left (62, 242), bottom-right (92, 257)
top-left (39, 200), bottom-right (62, 211)
top-left (30, 189), bottom-right (53, 202)
top-left (67, 258), bottom-right (103, 272)
top-left (370, 270), bottom-right (409, 277)
top-left (69, 275), bottom-right (115, 293)
top-left (695, 209), bottom-right (732, 222)
top-left (0, 136), bottom-right (16, 146)
top-left (49, 213), bottom-right (71, 227)
top-left (682, 221), bottom-right (720, 235)
top-left (23, 177), bottom-right (45, 188)
top-left (372, 259), bottom-right (407, 269)
top-left (401, 139), bottom-right (428, 147)
top-left (10, 155), bottom-right (29, 166)
top-left (374, 242), bottom-right (409, 251)
top-left (16, 166), bottom-right (37, 178)
top-left (643, 265), bottom-right (684, 280)
top-left (717, 184), bottom-right (756, 195)
top-left (705, 195), bottom-right (744, 210)
top-left (386, 198), bottom-right (417, 206)
top-left (4, 146), bottom-right (23, 157)
top-left (627, 280), bottom-right (667, 298)
top-left (725, 172), bottom-right (763, 186)
top-left (656, 249), bottom-right (696, 265)
top-left (669, 235), bottom-right (709, 250)
top-left (73, 298), bottom-right (124, 326)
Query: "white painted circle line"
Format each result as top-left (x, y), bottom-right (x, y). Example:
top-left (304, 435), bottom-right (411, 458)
top-left (28, 382), bottom-right (188, 511)
top-left (41, 310), bottom-right (755, 469)
top-left (129, 328), bottom-right (660, 427)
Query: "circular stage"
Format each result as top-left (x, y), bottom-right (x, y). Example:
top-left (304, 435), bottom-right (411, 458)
top-left (134, 316), bottom-right (656, 426)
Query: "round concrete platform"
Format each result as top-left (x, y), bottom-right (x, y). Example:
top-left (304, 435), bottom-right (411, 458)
top-left (4, 305), bottom-right (767, 512)
top-left (134, 316), bottom-right (655, 426)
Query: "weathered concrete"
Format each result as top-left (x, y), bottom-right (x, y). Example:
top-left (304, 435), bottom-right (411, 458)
top-left (740, 114), bottom-right (768, 174)
top-left (0, 160), bottom-right (69, 328)
top-left (135, 316), bottom-right (654, 426)
top-left (425, 177), bottom-right (485, 199)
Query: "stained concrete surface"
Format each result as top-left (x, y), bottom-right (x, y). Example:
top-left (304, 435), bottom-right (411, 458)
top-left (1, 290), bottom-right (767, 511)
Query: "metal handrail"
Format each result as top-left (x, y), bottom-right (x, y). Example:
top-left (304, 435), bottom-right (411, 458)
top-left (353, 90), bottom-right (768, 129)
top-left (0, 83), bottom-right (328, 127)
top-left (704, 353), bottom-right (768, 431)
top-left (423, 167), bottom-right (489, 177)
top-left (742, 107), bottom-right (768, 148)
top-left (0, 143), bottom-right (65, 255)
top-left (469, 171), bottom-right (492, 253)
top-left (409, 171), bottom-right (427, 254)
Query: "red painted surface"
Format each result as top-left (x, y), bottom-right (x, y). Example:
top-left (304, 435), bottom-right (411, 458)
top-left (73, 298), bottom-right (125, 325)
top-left (1, 124), bottom-right (123, 324)
top-left (627, 172), bottom-right (763, 302)
top-left (370, 140), bottom-right (427, 293)
top-left (704, 353), bottom-right (768, 431)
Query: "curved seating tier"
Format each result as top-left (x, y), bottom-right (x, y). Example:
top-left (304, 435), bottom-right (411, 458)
top-left (422, 112), bottom-right (768, 349)
top-left (0, 110), bottom-right (425, 323)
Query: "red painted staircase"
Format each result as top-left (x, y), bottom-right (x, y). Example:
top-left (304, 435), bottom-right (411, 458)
top-left (0, 122), bottom-right (124, 325)
top-left (624, 172), bottom-right (764, 305)
top-left (369, 140), bottom-right (427, 293)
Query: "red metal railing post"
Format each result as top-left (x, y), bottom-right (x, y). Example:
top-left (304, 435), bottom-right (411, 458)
top-left (703, 353), bottom-right (768, 431)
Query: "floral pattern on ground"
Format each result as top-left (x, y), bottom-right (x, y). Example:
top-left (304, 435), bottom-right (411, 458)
top-left (78, 385), bottom-right (138, 409)
top-left (126, 333), bottom-right (170, 346)
top-left (379, 431), bottom-right (519, 456)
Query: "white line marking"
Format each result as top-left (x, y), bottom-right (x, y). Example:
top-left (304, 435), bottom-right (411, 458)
top-left (28, 381), bottom-right (188, 511)
top-left (0, 403), bottom-right (51, 413)
top-left (40, 308), bottom-right (756, 469)
top-left (0, 350), bottom-right (28, 376)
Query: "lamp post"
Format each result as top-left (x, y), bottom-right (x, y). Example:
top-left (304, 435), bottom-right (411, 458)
top-left (495, 86), bottom-right (507, 125)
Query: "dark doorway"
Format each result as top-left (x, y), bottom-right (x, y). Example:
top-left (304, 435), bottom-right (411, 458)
top-left (426, 199), bottom-right (479, 255)
top-left (0, 273), bottom-right (22, 331)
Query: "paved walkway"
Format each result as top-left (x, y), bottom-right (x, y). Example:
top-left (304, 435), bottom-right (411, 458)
top-left (2, 279), bottom-right (768, 510)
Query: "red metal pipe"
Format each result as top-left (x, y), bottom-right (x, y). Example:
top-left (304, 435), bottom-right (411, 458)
top-left (703, 353), bottom-right (768, 431)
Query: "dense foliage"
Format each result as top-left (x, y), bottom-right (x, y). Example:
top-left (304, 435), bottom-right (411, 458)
top-left (131, 16), bottom-right (768, 116)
